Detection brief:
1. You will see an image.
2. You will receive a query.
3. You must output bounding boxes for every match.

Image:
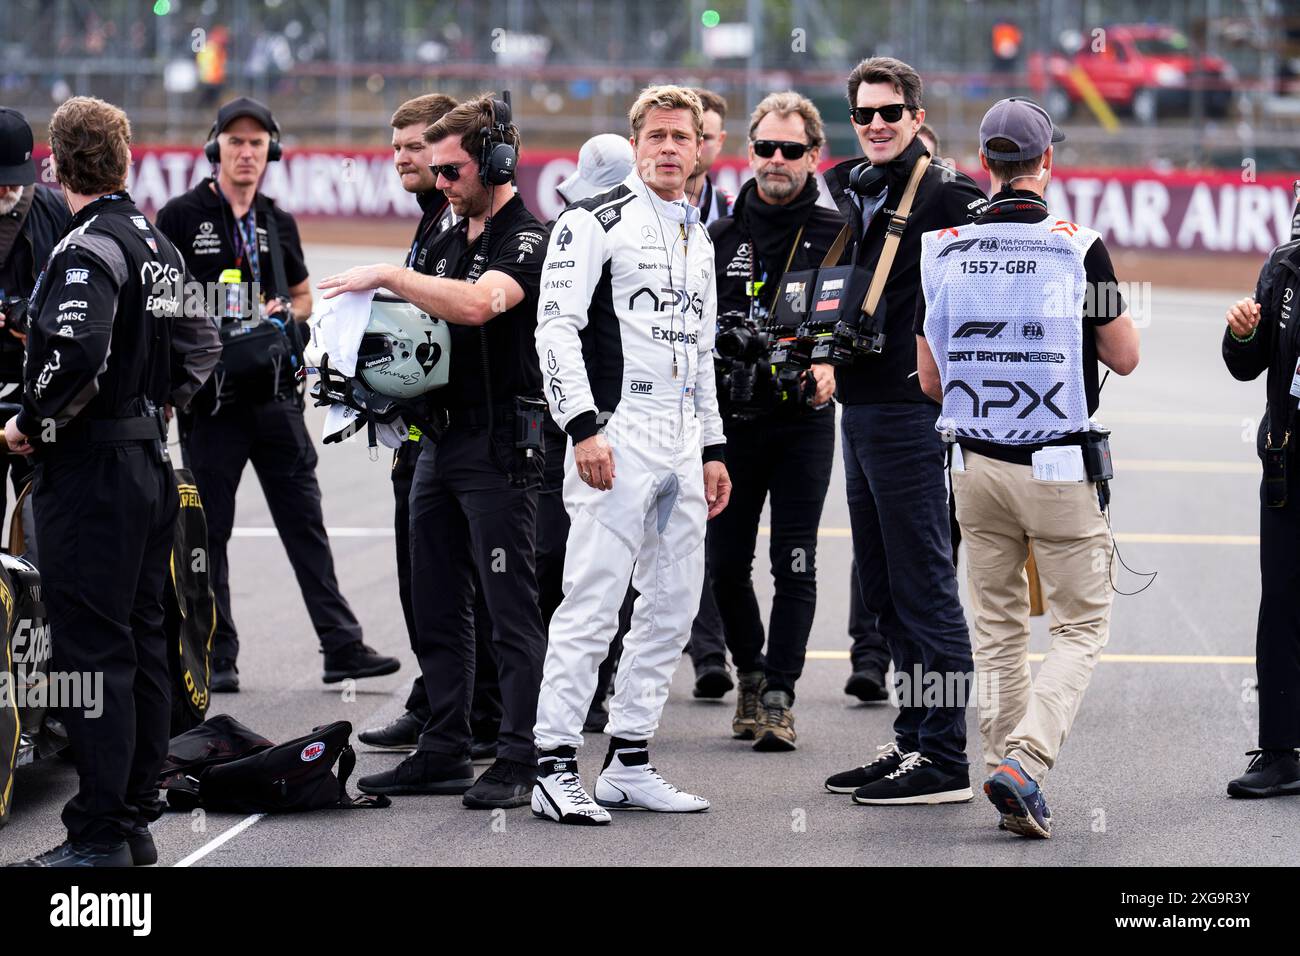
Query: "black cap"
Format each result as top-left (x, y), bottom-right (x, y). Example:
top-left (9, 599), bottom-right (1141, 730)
top-left (0, 108), bottom-right (37, 186)
top-left (213, 97), bottom-right (278, 136)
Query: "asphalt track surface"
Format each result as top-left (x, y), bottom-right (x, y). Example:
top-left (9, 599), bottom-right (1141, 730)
top-left (1, 244), bottom-right (1290, 867)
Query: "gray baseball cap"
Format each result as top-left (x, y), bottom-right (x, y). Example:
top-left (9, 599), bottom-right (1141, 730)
top-left (979, 97), bottom-right (1064, 162)
top-left (558, 133), bottom-right (635, 203)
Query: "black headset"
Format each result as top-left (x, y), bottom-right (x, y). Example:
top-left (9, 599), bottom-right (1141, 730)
top-left (848, 161), bottom-right (888, 197)
top-left (205, 112), bottom-right (283, 165)
top-left (478, 92), bottom-right (517, 187)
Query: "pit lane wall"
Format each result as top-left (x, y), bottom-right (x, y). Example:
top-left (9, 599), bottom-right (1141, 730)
top-left (34, 146), bottom-right (1296, 255)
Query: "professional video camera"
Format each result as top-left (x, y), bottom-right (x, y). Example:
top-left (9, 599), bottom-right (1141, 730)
top-left (715, 307), bottom-right (815, 416)
top-left (766, 263), bottom-right (884, 369)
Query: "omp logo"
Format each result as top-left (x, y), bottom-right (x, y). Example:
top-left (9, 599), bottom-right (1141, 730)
top-left (556, 225), bottom-right (573, 250)
top-left (64, 268), bottom-right (88, 284)
top-left (597, 208), bottom-right (618, 225)
top-left (300, 741), bottom-right (326, 762)
top-left (937, 237), bottom-right (980, 257)
top-left (1021, 321), bottom-right (1045, 340)
top-left (629, 380), bottom-right (653, 393)
top-left (50, 886), bottom-right (151, 936)
top-left (628, 286), bottom-right (703, 316)
top-left (953, 321), bottom-right (1007, 339)
top-left (944, 379), bottom-right (1067, 419)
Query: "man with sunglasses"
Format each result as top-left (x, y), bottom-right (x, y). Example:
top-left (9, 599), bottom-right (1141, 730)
top-left (706, 92), bottom-right (843, 751)
top-left (320, 96), bottom-right (548, 811)
top-left (821, 57), bottom-right (987, 806)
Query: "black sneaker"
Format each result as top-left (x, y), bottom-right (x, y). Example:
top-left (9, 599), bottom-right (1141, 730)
top-left (844, 668), bottom-right (888, 703)
top-left (462, 758), bottom-right (538, 809)
top-left (1227, 749), bottom-right (1300, 798)
top-left (323, 643), bottom-right (401, 684)
top-left (825, 742), bottom-right (911, 793)
top-left (358, 711), bottom-right (424, 751)
top-left (356, 751), bottom-right (475, 796)
top-left (693, 664), bottom-right (734, 699)
top-left (470, 738), bottom-right (498, 762)
top-left (210, 658), bottom-right (239, 693)
top-left (852, 754), bottom-right (974, 805)
top-left (128, 824), bottom-right (157, 866)
top-left (9, 840), bottom-right (133, 868)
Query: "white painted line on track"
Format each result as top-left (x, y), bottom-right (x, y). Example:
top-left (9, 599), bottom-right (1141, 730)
top-left (173, 813), bottom-right (264, 867)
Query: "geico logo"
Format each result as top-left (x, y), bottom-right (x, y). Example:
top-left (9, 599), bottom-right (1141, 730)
top-left (139, 261), bottom-right (180, 285)
top-left (944, 379), bottom-right (1067, 419)
top-left (629, 286), bottom-right (703, 315)
top-left (651, 326), bottom-right (698, 344)
top-left (57, 299), bottom-right (88, 310)
top-left (546, 260), bottom-right (574, 270)
top-left (12, 618), bottom-right (52, 665)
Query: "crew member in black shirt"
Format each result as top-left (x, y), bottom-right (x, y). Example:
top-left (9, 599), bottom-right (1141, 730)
top-left (7, 97), bottom-right (220, 867)
top-left (707, 92), bottom-right (843, 751)
top-left (156, 97), bottom-right (398, 692)
top-left (321, 95), bottom-right (547, 810)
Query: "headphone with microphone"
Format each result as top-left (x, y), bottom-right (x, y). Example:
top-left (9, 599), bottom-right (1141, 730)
top-left (478, 92), bottom-right (517, 187)
top-left (204, 111), bottom-right (283, 165)
top-left (848, 161), bottom-right (888, 198)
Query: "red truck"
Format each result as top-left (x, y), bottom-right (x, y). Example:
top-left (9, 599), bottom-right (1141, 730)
top-left (1028, 24), bottom-right (1235, 123)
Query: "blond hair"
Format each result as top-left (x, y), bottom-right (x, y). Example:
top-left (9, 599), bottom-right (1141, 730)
top-left (748, 91), bottom-right (825, 147)
top-left (628, 85), bottom-right (703, 139)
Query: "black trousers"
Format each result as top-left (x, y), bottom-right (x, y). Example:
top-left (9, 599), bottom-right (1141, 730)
top-left (34, 441), bottom-right (178, 844)
top-left (1257, 465), bottom-right (1300, 749)
top-left (393, 439), bottom-right (501, 736)
top-left (707, 409), bottom-right (835, 698)
top-left (409, 425), bottom-right (545, 764)
top-left (182, 395), bottom-right (362, 664)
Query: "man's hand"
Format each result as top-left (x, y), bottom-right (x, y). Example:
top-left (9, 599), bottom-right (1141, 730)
top-left (806, 363), bottom-right (836, 406)
top-left (5, 416), bottom-right (32, 457)
top-left (0, 309), bottom-right (23, 344)
top-left (318, 263), bottom-right (397, 300)
top-left (574, 433), bottom-right (615, 490)
top-left (704, 460), bottom-right (731, 519)
top-left (263, 297), bottom-right (286, 318)
top-left (1226, 297), bottom-right (1261, 339)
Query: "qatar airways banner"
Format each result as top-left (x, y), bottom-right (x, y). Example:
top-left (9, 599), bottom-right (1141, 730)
top-left (39, 145), bottom-right (1297, 255)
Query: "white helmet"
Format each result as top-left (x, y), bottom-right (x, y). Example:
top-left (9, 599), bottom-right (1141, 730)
top-left (355, 293), bottom-right (451, 399)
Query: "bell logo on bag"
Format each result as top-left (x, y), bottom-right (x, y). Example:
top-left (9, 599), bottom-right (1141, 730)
top-left (300, 742), bottom-right (325, 762)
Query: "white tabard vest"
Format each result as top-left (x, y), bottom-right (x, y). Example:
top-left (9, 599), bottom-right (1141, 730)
top-left (920, 217), bottom-right (1098, 444)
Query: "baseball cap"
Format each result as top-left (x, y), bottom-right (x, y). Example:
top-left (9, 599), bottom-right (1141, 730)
top-left (213, 96), bottom-right (278, 136)
top-left (558, 133), bottom-right (635, 203)
top-left (979, 97), bottom-right (1064, 162)
top-left (0, 108), bottom-right (37, 186)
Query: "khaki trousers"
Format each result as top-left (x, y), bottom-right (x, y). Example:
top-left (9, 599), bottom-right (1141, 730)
top-left (952, 449), bottom-right (1113, 783)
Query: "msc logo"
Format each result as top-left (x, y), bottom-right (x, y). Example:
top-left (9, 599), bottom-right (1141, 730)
top-left (944, 379), bottom-right (1067, 419)
top-left (953, 321), bottom-right (1007, 339)
top-left (556, 225), bottom-right (573, 250)
top-left (937, 237), bottom-right (980, 257)
top-left (978, 238), bottom-right (999, 251)
top-left (628, 286), bottom-right (703, 316)
top-left (1021, 321), bottom-right (1045, 340)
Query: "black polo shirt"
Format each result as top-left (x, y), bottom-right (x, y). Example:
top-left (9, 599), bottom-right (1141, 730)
top-left (414, 194), bottom-right (546, 410)
top-left (914, 188), bottom-right (1125, 465)
top-left (155, 178), bottom-right (308, 296)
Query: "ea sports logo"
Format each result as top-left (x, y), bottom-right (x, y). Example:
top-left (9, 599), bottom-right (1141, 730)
top-left (300, 742), bottom-right (326, 762)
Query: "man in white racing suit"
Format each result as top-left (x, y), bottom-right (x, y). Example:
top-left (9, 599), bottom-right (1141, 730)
top-left (532, 85), bottom-right (732, 825)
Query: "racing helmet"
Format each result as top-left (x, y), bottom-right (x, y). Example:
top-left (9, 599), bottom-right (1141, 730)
top-left (355, 292), bottom-right (451, 399)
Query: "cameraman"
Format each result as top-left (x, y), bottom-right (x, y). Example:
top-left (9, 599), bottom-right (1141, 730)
top-left (156, 97), bottom-right (397, 693)
top-left (821, 58), bottom-right (986, 806)
top-left (1222, 225), bottom-right (1300, 799)
top-left (321, 95), bottom-right (548, 810)
top-left (918, 97), bottom-right (1139, 837)
top-left (707, 92), bottom-right (841, 751)
top-left (0, 108), bottom-right (69, 548)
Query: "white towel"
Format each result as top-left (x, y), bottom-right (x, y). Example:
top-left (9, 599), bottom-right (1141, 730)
top-left (322, 404), bottom-right (408, 450)
top-left (307, 289), bottom-right (374, 376)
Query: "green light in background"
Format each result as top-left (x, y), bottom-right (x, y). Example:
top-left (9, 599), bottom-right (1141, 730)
top-left (701, 9), bottom-right (720, 28)
top-left (153, 0), bottom-right (171, 14)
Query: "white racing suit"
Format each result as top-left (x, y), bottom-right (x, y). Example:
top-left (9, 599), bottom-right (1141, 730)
top-left (534, 172), bottom-right (726, 750)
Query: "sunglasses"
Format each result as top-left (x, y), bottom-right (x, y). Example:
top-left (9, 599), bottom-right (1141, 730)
top-left (849, 104), bottom-right (910, 125)
top-left (429, 161), bottom-right (471, 181)
top-left (752, 140), bottom-right (812, 160)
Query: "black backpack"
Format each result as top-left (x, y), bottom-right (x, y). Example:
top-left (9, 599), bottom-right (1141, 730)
top-left (159, 715), bottom-right (388, 812)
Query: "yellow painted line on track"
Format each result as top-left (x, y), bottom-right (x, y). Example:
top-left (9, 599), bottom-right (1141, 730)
top-left (805, 650), bottom-right (1254, 665)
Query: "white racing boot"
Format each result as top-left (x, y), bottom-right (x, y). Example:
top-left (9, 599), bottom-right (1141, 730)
top-left (532, 753), bottom-right (611, 826)
top-left (595, 745), bottom-right (710, 813)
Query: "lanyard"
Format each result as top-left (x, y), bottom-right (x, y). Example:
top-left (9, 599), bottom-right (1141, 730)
top-left (215, 183), bottom-right (261, 283)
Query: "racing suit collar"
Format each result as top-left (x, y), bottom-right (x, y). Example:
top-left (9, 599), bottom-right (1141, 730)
top-left (624, 172), bottom-right (696, 225)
